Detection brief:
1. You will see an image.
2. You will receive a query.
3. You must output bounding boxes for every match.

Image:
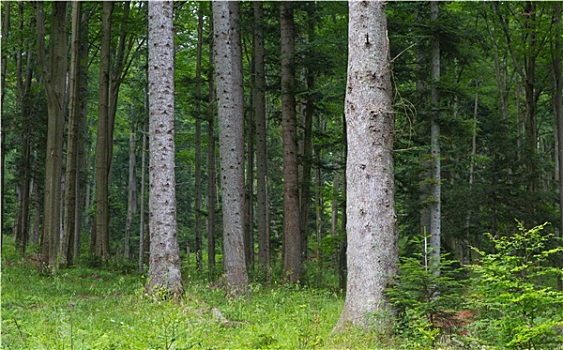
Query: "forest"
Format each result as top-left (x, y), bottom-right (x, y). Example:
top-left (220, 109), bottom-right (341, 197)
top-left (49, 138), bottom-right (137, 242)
top-left (1, 1), bottom-right (563, 349)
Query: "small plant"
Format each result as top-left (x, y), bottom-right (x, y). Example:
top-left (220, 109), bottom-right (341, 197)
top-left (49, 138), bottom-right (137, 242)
top-left (469, 222), bottom-right (563, 349)
top-left (387, 240), bottom-right (468, 347)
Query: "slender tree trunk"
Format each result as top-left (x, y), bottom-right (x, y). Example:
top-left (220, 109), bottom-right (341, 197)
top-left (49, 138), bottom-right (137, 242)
top-left (245, 93), bottom-right (255, 272)
top-left (94, 1), bottom-right (113, 260)
top-left (331, 160), bottom-right (339, 237)
top-left (33, 179), bottom-right (41, 246)
top-left (335, 0), bottom-right (398, 332)
top-left (338, 115), bottom-right (348, 291)
top-left (253, 1), bottom-right (270, 277)
top-left (124, 107), bottom-right (137, 260)
top-left (207, 15), bottom-right (217, 279)
top-left (553, 3), bottom-right (563, 291)
top-left (138, 119), bottom-right (148, 274)
top-left (280, 1), bottom-right (301, 283)
top-left (194, 2), bottom-right (204, 273)
top-left (37, 1), bottom-right (68, 273)
top-left (429, 1), bottom-right (441, 276)
top-left (0, 2), bottom-right (9, 235)
top-left (62, 1), bottom-right (82, 267)
top-left (213, 1), bottom-right (249, 293)
top-left (74, 9), bottom-right (90, 261)
top-left (146, 0), bottom-right (183, 298)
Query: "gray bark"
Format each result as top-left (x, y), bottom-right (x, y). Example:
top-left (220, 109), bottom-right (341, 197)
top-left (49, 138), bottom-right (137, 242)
top-left (147, 0), bottom-right (183, 298)
top-left (213, 1), bottom-right (249, 293)
top-left (335, 0), bottom-right (398, 332)
top-left (429, 1), bottom-right (441, 275)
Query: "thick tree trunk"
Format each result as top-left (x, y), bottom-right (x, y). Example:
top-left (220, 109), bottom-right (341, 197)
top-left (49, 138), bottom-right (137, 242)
top-left (213, 1), bottom-right (249, 293)
top-left (94, 1), bottom-right (113, 260)
top-left (37, 1), bottom-right (68, 273)
top-left (62, 1), bottom-right (82, 266)
top-left (280, 1), bottom-right (301, 283)
top-left (335, 0), bottom-right (398, 332)
top-left (253, 1), bottom-right (270, 277)
top-left (146, 0), bottom-right (183, 298)
top-left (429, 1), bottom-right (441, 275)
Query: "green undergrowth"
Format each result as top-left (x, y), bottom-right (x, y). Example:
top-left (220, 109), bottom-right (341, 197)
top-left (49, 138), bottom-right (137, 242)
top-left (1, 239), bottom-right (391, 349)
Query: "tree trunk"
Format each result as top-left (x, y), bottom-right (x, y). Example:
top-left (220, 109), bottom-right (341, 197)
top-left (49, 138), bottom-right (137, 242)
top-left (553, 3), bottom-right (563, 291)
top-left (94, 1), bottom-right (113, 260)
top-left (74, 8), bottom-right (90, 261)
top-left (1, 2), bottom-right (9, 235)
top-left (62, 1), bottom-right (82, 267)
top-left (138, 119), bottom-right (148, 274)
top-left (335, 0), bottom-right (398, 332)
top-left (429, 0), bottom-right (441, 275)
top-left (280, 1), bottom-right (301, 283)
top-left (207, 13), bottom-right (217, 279)
top-left (213, 1), bottom-right (249, 293)
top-left (124, 107), bottom-right (137, 260)
top-left (194, 2), bottom-right (204, 273)
top-left (37, 1), bottom-right (68, 273)
top-left (146, 0), bottom-right (184, 299)
top-left (253, 1), bottom-right (270, 277)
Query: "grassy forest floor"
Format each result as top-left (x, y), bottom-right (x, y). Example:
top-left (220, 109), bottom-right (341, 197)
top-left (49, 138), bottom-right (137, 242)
top-left (1, 236), bottom-right (399, 350)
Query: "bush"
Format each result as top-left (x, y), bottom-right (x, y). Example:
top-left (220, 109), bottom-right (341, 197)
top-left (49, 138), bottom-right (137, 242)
top-left (387, 244), bottom-right (469, 347)
top-left (468, 222), bottom-right (563, 349)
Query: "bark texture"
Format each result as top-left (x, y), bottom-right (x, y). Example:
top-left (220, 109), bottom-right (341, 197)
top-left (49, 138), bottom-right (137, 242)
top-left (429, 1), bottom-right (441, 274)
top-left (253, 1), bottom-right (270, 276)
top-left (280, 1), bottom-right (302, 283)
top-left (147, 0), bottom-right (183, 298)
top-left (335, 0), bottom-right (398, 331)
top-left (37, 1), bottom-right (68, 273)
top-left (94, 1), bottom-right (113, 260)
top-left (213, 1), bottom-right (249, 293)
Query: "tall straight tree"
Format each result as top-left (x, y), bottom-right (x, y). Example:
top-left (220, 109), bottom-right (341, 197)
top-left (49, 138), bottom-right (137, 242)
top-left (62, 1), bottom-right (83, 266)
top-left (146, 0), bottom-right (183, 298)
top-left (207, 22), bottom-right (217, 279)
top-left (212, 0), bottom-right (249, 293)
top-left (335, 0), bottom-right (398, 331)
top-left (429, 0), bottom-right (441, 274)
top-left (553, 3), bottom-right (563, 291)
top-left (37, 1), bottom-right (68, 273)
top-left (253, 1), bottom-right (270, 276)
top-left (280, 1), bottom-right (301, 283)
top-left (94, 1), bottom-right (113, 259)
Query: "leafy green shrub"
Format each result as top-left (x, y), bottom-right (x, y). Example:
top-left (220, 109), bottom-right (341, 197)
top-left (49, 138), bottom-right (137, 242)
top-left (468, 222), bottom-right (563, 349)
top-left (387, 245), bottom-right (468, 347)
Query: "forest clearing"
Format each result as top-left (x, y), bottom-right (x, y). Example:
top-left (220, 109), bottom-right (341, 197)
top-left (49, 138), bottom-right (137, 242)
top-left (2, 1), bottom-right (563, 349)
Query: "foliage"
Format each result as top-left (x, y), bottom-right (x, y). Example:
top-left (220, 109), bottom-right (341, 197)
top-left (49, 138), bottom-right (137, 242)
top-left (468, 222), bottom-right (563, 349)
top-left (387, 241), bottom-right (469, 348)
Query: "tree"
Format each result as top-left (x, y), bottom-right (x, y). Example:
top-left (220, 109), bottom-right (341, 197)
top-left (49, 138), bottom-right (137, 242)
top-left (212, 0), bottom-right (249, 293)
top-left (94, 1), bottom-right (113, 260)
top-left (146, 0), bottom-right (183, 298)
top-left (429, 1), bottom-right (441, 275)
top-left (62, 1), bottom-right (83, 267)
top-left (335, 0), bottom-right (398, 331)
top-left (253, 1), bottom-right (270, 277)
top-left (37, 1), bottom-right (68, 273)
top-left (280, 1), bottom-right (301, 283)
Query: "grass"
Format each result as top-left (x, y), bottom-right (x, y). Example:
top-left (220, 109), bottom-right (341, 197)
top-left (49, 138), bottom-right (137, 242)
top-left (1, 237), bottom-right (395, 349)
